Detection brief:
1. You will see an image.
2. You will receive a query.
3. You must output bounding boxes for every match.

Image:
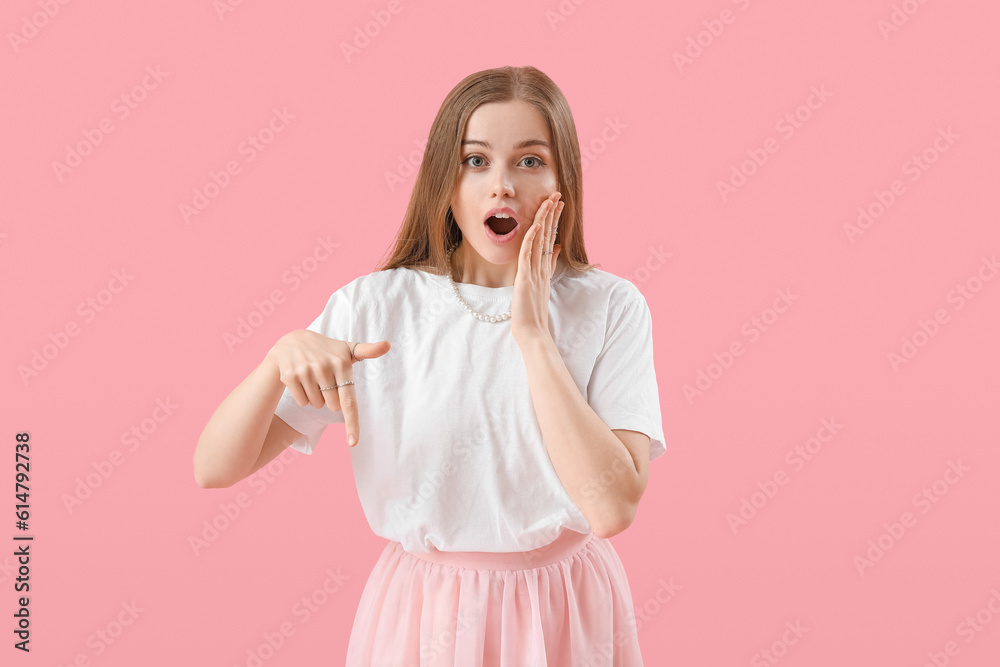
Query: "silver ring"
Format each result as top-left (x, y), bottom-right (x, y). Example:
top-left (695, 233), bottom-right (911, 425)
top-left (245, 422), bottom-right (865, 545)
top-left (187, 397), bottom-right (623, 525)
top-left (320, 380), bottom-right (354, 391)
top-left (542, 251), bottom-right (553, 255)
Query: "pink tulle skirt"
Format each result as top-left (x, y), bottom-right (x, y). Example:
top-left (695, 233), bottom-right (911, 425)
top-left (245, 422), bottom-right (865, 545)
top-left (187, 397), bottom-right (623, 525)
top-left (345, 528), bottom-right (644, 666)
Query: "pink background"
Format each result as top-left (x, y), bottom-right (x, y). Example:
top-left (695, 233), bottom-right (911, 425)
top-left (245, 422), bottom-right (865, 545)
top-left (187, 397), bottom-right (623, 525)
top-left (3, 0), bottom-right (999, 665)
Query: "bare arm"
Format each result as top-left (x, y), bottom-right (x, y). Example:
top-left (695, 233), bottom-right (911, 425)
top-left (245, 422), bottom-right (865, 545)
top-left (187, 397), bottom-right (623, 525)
top-left (193, 330), bottom-right (389, 488)
top-left (193, 354), bottom-right (301, 488)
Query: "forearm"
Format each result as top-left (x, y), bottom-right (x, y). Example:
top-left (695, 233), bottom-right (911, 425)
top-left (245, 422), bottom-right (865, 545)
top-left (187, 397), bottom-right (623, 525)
top-left (518, 333), bottom-right (640, 537)
top-left (193, 353), bottom-right (285, 488)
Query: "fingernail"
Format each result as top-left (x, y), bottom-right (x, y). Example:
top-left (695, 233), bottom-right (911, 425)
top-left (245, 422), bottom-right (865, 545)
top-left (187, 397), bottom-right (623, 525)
top-left (348, 434), bottom-right (357, 446)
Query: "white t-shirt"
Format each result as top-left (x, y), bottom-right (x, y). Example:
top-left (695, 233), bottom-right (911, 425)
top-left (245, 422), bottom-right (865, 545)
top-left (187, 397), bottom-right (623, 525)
top-left (273, 260), bottom-right (665, 553)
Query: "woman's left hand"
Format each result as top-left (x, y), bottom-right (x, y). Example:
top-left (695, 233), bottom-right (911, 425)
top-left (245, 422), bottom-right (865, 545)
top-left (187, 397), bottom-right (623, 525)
top-left (511, 191), bottom-right (564, 344)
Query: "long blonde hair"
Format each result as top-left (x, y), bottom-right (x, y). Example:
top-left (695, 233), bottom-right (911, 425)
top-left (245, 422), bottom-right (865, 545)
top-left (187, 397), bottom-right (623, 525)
top-left (374, 65), bottom-right (599, 276)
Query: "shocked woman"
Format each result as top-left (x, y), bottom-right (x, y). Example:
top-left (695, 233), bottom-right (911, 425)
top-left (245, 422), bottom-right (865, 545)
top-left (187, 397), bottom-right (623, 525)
top-left (195, 65), bottom-right (666, 666)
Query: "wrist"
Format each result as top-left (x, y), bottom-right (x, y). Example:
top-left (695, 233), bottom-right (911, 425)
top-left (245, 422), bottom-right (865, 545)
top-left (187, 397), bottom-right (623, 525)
top-left (515, 329), bottom-right (556, 352)
top-left (260, 344), bottom-right (283, 383)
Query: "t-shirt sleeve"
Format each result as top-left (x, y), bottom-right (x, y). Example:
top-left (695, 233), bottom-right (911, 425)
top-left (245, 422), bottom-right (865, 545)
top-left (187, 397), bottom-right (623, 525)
top-left (273, 287), bottom-right (353, 455)
top-left (587, 293), bottom-right (666, 462)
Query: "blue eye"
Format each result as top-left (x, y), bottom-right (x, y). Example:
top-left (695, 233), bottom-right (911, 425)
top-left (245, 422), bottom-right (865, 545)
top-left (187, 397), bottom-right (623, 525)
top-left (461, 155), bottom-right (546, 168)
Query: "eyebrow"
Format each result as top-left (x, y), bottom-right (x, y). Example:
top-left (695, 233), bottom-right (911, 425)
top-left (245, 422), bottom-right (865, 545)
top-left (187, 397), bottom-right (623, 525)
top-left (461, 139), bottom-right (550, 150)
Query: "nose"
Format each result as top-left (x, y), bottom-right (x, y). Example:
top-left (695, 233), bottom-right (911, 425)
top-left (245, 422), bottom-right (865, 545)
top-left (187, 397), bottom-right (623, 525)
top-left (490, 164), bottom-right (514, 198)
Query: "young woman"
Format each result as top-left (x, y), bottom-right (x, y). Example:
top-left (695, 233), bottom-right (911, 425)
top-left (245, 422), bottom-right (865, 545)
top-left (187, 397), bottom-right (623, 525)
top-left (195, 65), bottom-right (665, 666)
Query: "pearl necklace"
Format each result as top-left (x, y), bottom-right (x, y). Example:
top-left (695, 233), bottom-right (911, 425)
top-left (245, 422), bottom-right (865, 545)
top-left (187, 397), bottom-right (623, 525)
top-left (445, 246), bottom-right (512, 323)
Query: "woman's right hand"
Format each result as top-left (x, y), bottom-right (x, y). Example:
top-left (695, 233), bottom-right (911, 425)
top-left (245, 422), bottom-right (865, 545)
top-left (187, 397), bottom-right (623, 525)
top-left (265, 330), bottom-right (390, 447)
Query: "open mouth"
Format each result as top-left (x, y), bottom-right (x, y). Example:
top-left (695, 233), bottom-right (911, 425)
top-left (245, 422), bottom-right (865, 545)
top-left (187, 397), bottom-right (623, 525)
top-left (485, 215), bottom-right (517, 236)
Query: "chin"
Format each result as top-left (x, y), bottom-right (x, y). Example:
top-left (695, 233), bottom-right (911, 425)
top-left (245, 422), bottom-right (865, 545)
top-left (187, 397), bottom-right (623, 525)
top-left (486, 244), bottom-right (522, 262)
top-left (471, 238), bottom-right (520, 259)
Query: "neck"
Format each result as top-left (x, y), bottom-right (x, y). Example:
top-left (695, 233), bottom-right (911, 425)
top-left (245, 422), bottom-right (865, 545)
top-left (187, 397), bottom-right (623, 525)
top-left (450, 244), bottom-right (516, 288)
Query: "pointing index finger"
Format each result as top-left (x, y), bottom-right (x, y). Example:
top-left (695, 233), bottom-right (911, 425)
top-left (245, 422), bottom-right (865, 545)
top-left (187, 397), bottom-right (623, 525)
top-left (339, 381), bottom-right (359, 447)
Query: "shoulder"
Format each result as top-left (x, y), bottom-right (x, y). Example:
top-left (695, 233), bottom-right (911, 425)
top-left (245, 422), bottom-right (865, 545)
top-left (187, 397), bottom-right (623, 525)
top-left (334, 267), bottom-right (435, 304)
top-left (556, 263), bottom-right (645, 308)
